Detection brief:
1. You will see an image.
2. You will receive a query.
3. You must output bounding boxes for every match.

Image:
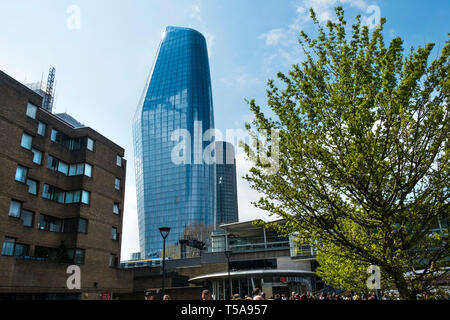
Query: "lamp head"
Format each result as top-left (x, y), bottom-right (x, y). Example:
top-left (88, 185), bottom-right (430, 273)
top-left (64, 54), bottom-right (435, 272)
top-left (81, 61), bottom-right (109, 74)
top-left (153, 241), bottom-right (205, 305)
top-left (159, 227), bottom-right (171, 239)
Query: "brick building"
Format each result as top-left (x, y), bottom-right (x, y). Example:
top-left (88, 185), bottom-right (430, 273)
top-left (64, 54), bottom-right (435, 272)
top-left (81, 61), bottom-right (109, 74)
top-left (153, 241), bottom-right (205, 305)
top-left (0, 70), bottom-right (132, 300)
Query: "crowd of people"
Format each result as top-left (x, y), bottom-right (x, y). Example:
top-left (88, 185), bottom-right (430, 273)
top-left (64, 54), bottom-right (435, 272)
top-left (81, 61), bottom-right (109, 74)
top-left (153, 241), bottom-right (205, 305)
top-left (145, 288), bottom-right (449, 300)
top-left (203, 288), bottom-right (386, 300)
top-left (203, 288), bottom-right (449, 300)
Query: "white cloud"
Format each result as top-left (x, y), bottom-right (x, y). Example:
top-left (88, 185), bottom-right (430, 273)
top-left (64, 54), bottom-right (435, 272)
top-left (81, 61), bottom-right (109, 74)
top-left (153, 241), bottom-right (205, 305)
top-left (260, 0), bottom-right (375, 72)
top-left (295, 0), bottom-right (369, 23)
top-left (259, 28), bottom-right (284, 46)
top-left (190, 2), bottom-right (202, 22)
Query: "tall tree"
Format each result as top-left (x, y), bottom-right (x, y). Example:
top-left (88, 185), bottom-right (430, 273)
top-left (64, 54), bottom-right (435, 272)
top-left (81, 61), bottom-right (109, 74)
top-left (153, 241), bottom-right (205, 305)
top-left (243, 7), bottom-right (449, 300)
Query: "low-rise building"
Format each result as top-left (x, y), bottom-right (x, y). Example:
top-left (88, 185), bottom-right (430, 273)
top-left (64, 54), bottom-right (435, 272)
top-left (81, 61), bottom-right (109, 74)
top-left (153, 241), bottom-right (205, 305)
top-left (119, 219), bottom-right (322, 299)
top-left (0, 70), bottom-right (133, 300)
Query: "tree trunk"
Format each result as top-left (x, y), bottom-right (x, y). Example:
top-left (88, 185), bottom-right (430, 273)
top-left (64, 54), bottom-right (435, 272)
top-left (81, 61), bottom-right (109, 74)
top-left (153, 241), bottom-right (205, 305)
top-left (392, 271), bottom-right (417, 300)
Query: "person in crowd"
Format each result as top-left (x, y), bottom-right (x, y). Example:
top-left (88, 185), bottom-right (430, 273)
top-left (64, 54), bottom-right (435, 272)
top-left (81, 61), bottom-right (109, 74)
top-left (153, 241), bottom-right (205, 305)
top-left (144, 291), bottom-right (154, 300)
top-left (201, 289), bottom-right (212, 300)
top-left (163, 294), bottom-right (171, 300)
top-left (253, 288), bottom-right (264, 300)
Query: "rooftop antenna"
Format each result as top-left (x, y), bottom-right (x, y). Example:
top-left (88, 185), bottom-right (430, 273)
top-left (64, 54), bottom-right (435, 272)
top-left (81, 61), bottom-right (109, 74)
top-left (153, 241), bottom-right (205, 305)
top-left (42, 67), bottom-right (56, 113)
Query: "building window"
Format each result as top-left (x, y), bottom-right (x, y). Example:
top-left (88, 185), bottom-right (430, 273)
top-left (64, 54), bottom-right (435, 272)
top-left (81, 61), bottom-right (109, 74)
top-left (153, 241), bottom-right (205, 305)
top-left (116, 155), bottom-right (122, 167)
top-left (1, 237), bottom-right (16, 256)
top-left (38, 214), bottom-right (63, 232)
top-left (68, 163), bottom-right (88, 176)
top-left (20, 133), bottom-right (33, 150)
top-left (87, 138), bottom-right (94, 151)
top-left (8, 200), bottom-right (22, 218)
top-left (14, 243), bottom-right (29, 258)
top-left (43, 184), bottom-right (88, 205)
top-left (68, 164), bottom-right (77, 176)
top-left (115, 178), bottom-right (121, 190)
top-left (113, 203), bottom-right (120, 215)
top-left (26, 102), bottom-right (37, 119)
top-left (50, 129), bottom-right (92, 151)
top-left (74, 249), bottom-right (85, 264)
top-left (21, 210), bottom-right (34, 227)
top-left (15, 165), bottom-right (28, 183)
top-left (47, 156), bottom-right (58, 171)
top-left (42, 184), bottom-right (53, 200)
top-left (65, 190), bottom-right (79, 204)
top-left (68, 163), bottom-right (82, 176)
top-left (62, 219), bottom-right (77, 233)
top-left (78, 218), bottom-right (88, 233)
top-left (34, 246), bottom-right (83, 263)
top-left (37, 121), bottom-right (46, 136)
top-left (109, 254), bottom-right (117, 267)
top-left (26, 179), bottom-right (38, 195)
top-left (84, 163), bottom-right (92, 177)
top-left (48, 156), bottom-right (91, 177)
top-left (50, 129), bottom-right (59, 142)
top-left (111, 227), bottom-right (118, 241)
top-left (81, 190), bottom-right (90, 205)
top-left (31, 148), bottom-right (42, 165)
top-left (75, 163), bottom-right (84, 176)
top-left (34, 246), bottom-right (57, 261)
top-left (58, 161), bottom-right (69, 175)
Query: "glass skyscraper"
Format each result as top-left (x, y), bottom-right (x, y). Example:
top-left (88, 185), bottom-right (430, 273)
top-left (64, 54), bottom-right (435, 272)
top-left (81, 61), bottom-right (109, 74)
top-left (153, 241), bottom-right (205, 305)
top-left (133, 26), bottom-right (216, 258)
top-left (216, 141), bottom-right (239, 225)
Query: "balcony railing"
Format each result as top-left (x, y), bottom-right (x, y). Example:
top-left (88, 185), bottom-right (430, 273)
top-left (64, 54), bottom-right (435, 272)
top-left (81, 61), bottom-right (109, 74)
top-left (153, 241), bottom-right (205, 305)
top-left (228, 240), bottom-right (290, 253)
top-left (291, 245), bottom-right (317, 258)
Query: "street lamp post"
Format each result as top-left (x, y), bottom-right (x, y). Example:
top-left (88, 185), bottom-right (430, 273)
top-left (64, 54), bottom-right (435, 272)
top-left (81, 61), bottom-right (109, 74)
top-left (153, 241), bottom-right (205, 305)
top-left (159, 227), bottom-right (171, 300)
top-left (225, 250), bottom-right (232, 300)
top-left (218, 176), bottom-right (223, 227)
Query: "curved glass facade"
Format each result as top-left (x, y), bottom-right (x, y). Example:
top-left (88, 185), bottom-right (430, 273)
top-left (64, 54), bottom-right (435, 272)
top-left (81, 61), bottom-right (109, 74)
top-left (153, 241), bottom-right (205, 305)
top-left (133, 26), bottom-right (216, 258)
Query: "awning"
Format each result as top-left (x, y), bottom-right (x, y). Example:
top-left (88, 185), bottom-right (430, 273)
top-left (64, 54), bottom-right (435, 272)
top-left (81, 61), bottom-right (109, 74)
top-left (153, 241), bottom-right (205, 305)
top-left (189, 269), bottom-right (315, 282)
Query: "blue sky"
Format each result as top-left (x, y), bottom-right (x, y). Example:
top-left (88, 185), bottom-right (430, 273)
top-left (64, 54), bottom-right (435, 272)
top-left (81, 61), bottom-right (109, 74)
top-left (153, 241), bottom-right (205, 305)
top-left (1, 0), bottom-right (449, 259)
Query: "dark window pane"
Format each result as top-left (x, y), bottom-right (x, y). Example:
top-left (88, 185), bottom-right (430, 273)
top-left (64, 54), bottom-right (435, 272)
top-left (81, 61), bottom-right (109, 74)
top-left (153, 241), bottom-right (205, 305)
top-left (32, 149), bottom-right (42, 165)
top-left (26, 102), bottom-right (37, 119)
top-left (9, 200), bottom-right (21, 218)
top-left (63, 219), bottom-right (77, 233)
top-left (111, 227), bottom-right (118, 240)
top-left (26, 179), bottom-right (38, 195)
top-left (113, 203), bottom-right (119, 215)
top-left (2, 237), bottom-right (15, 256)
top-left (21, 210), bottom-right (34, 227)
top-left (37, 121), bottom-right (46, 136)
top-left (74, 249), bottom-right (85, 264)
top-left (78, 219), bottom-right (87, 233)
top-left (15, 244), bottom-right (29, 257)
top-left (15, 166), bottom-right (28, 182)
